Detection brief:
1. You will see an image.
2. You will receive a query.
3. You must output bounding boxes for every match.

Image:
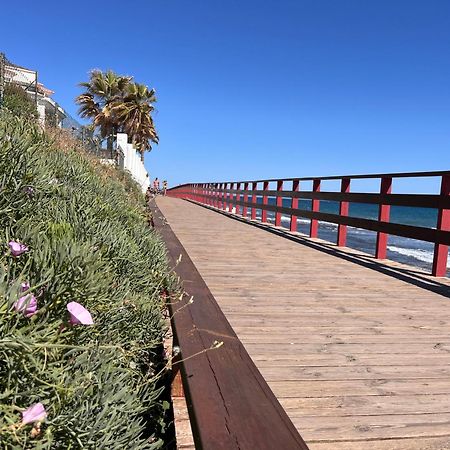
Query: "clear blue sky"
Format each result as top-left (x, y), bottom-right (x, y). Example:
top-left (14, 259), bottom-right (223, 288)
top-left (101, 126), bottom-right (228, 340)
top-left (1, 0), bottom-right (449, 192)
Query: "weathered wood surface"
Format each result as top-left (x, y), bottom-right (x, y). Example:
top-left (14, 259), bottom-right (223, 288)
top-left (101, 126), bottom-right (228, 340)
top-left (151, 200), bottom-right (307, 450)
top-left (156, 196), bottom-right (450, 450)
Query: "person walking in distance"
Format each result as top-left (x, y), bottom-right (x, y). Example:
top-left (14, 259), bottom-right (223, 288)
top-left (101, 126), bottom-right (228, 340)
top-left (162, 180), bottom-right (168, 196)
top-left (153, 177), bottom-right (160, 194)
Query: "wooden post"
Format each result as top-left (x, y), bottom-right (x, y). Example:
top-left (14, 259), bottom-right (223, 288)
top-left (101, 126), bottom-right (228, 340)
top-left (375, 177), bottom-right (393, 259)
top-left (223, 183), bottom-right (228, 211)
top-left (235, 182), bottom-right (241, 215)
top-left (261, 181), bottom-right (269, 223)
top-left (243, 182), bottom-right (249, 217)
top-left (290, 180), bottom-right (300, 232)
top-left (432, 174), bottom-right (450, 276)
top-left (208, 183), bottom-right (212, 206)
top-left (221, 183), bottom-right (225, 209)
top-left (251, 182), bottom-right (258, 220)
top-left (309, 179), bottom-right (321, 238)
top-left (228, 183), bottom-right (234, 213)
top-left (275, 180), bottom-right (283, 227)
top-left (337, 178), bottom-right (351, 246)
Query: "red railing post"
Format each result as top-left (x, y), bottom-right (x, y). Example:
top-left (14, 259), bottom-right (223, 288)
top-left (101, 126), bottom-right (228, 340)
top-left (432, 174), bottom-right (450, 276)
top-left (251, 182), bottom-right (258, 220)
top-left (375, 177), bottom-right (393, 259)
top-left (228, 183), bottom-right (234, 213)
top-left (261, 181), bottom-right (269, 223)
top-left (290, 180), bottom-right (300, 232)
top-left (219, 183), bottom-right (224, 209)
top-left (223, 183), bottom-right (228, 211)
top-left (207, 183), bottom-right (212, 205)
top-left (337, 178), bottom-right (351, 246)
top-left (243, 182), bottom-right (249, 217)
top-left (235, 182), bottom-right (241, 215)
top-left (275, 180), bottom-right (283, 227)
top-left (309, 179), bottom-right (321, 238)
top-left (214, 183), bottom-right (219, 208)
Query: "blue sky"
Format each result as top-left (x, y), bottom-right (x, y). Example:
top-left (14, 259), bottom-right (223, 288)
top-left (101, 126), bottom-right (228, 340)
top-left (1, 0), bottom-right (449, 192)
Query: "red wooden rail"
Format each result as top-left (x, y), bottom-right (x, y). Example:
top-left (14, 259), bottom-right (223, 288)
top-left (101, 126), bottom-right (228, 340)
top-left (167, 171), bottom-right (450, 277)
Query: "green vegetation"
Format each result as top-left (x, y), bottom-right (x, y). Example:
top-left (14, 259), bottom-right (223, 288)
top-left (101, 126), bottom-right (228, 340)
top-left (76, 70), bottom-right (159, 160)
top-left (2, 83), bottom-right (38, 120)
top-left (0, 111), bottom-right (172, 449)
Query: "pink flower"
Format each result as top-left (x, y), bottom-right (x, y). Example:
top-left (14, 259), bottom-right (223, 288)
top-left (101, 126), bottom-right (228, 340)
top-left (21, 282), bottom-right (30, 292)
top-left (67, 301), bottom-right (93, 325)
top-left (21, 403), bottom-right (47, 425)
top-left (8, 241), bottom-right (29, 257)
top-left (14, 293), bottom-right (38, 317)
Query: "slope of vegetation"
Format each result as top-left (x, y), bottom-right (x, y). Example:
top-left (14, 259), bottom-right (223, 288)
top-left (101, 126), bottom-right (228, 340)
top-left (0, 111), bottom-right (172, 449)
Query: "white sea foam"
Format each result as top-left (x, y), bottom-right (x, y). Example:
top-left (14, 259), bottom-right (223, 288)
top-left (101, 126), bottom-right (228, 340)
top-left (387, 245), bottom-right (450, 268)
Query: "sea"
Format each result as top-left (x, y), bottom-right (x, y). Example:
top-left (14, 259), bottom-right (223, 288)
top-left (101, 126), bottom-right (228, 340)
top-left (239, 196), bottom-right (449, 276)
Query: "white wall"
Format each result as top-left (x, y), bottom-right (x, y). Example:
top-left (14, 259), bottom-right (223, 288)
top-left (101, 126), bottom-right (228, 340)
top-left (116, 133), bottom-right (150, 193)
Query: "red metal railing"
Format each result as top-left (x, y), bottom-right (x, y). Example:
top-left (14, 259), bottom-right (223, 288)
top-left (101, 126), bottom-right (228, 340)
top-left (167, 171), bottom-right (450, 277)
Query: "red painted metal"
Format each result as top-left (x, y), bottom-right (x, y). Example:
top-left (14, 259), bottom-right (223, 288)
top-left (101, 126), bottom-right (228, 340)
top-left (375, 177), bottom-right (393, 259)
top-left (309, 179), bottom-right (321, 238)
top-left (337, 178), bottom-right (351, 246)
top-left (432, 175), bottom-right (450, 276)
top-left (212, 183), bottom-right (217, 207)
top-left (290, 180), bottom-right (300, 232)
top-left (219, 183), bottom-right (223, 209)
top-left (243, 182), bottom-right (249, 217)
top-left (223, 183), bottom-right (228, 211)
top-left (261, 181), bottom-right (269, 223)
top-left (235, 182), bottom-right (241, 215)
top-left (275, 180), bottom-right (283, 227)
top-left (251, 182), bottom-right (258, 220)
top-left (228, 183), bottom-right (234, 213)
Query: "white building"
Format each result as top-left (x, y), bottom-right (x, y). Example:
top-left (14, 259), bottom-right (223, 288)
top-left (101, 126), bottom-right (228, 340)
top-left (116, 133), bottom-right (150, 193)
top-left (3, 59), bottom-right (66, 127)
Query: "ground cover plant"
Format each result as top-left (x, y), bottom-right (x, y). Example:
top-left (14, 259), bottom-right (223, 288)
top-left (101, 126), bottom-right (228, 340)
top-left (0, 111), bottom-right (172, 448)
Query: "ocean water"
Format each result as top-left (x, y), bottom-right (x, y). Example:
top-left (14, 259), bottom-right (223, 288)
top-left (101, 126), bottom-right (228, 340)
top-left (234, 196), bottom-right (449, 275)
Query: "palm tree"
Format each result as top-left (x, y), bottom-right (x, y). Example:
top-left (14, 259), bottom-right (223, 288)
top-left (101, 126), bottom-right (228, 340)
top-left (76, 70), bottom-right (132, 155)
top-left (111, 82), bottom-right (159, 160)
top-left (76, 71), bottom-right (158, 160)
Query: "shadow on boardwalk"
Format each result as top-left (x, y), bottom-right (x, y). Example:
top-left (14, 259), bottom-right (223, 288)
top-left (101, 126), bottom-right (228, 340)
top-left (189, 200), bottom-right (450, 299)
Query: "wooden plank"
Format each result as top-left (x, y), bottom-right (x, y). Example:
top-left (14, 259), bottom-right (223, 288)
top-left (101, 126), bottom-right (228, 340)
top-left (260, 365), bottom-right (450, 381)
top-left (309, 437), bottom-right (450, 450)
top-left (150, 200), bottom-right (308, 450)
top-left (279, 394), bottom-right (450, 417)
top-left (268, 379), bottom-right (450, 398)
top-left (156, 197), bottom-right (450, 449)
top-left (291, 413), bottom-right (450, 441)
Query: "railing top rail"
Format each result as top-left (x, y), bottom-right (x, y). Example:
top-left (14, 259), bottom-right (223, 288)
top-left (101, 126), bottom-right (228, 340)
top-left (168, 170), bottom-right (450, 189)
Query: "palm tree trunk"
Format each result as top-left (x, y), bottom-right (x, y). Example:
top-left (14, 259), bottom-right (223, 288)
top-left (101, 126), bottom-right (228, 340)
top-left (106, 134), bottom-right (114, 159)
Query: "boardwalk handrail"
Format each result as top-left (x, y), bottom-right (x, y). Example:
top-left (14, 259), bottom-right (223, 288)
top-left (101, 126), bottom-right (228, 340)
top-left (167, 171), bottom-right (450, 277)
top-left (150, 201), bottom-right (309, 450)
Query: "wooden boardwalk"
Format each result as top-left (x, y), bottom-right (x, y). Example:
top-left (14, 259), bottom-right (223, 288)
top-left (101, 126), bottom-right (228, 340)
top-left (156, 196), bottom-right (450, 450)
